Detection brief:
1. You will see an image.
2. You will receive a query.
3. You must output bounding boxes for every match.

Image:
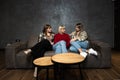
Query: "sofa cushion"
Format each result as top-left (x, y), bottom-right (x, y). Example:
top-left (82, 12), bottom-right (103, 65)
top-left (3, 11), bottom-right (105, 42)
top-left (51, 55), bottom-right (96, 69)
top-left (44, 51), bottom-right (55, 56)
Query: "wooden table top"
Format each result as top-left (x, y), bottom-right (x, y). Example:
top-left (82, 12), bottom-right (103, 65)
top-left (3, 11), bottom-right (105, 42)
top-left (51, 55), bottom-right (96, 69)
top-left (33, 57), bottom-right (53, 66)
top-left (52, 53), bottom-right (85, 64)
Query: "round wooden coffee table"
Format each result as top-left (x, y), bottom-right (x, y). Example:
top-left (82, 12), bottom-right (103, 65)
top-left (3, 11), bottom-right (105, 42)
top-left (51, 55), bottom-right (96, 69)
top-left (52, 52), bottom-right (85, 80)
top-left (52, 52), bottom-right (85, 64)
top-left (33, 56), bottom-right (53, 80)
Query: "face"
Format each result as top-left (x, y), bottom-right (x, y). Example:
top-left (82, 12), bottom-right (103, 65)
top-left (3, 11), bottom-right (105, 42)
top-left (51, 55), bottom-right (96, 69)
top-left (46, 27), bottom-right (52, 33)
top-left (75, 26), bottom-right (80, 32)
top-left (60, 28), bottom-right (66, 34)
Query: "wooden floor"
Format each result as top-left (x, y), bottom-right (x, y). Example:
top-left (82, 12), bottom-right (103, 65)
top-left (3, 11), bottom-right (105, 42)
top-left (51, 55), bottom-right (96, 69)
top-left (0, 49), bottom-right (120, 80)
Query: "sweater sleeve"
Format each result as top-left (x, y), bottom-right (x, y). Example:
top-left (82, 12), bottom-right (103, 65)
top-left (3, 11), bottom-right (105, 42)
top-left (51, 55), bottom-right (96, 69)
top-left (79, 31), bottom-right (88, 41)
top-left (53, 34), bottom-right (60, 44)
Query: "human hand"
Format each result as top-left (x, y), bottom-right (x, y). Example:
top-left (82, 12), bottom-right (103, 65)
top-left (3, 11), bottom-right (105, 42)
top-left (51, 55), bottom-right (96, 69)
top-left (70, 38), bottom-right (77, 42)
top-left (50, 42), bottom-right (54, 45)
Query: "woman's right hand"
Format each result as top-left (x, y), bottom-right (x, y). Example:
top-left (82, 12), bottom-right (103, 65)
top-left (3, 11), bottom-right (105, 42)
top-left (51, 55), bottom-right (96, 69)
top-left (70, 38), bottom-right (77, 42)
top-left (50, 41), bottom-right (54, 45)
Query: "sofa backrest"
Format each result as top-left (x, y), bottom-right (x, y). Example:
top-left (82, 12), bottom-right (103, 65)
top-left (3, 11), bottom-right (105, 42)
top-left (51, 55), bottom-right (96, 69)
top-left (27, 35), bottom-right (38, 48)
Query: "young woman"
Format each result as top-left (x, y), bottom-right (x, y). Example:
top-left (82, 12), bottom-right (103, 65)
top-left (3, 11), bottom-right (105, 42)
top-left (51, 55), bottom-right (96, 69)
top-left (69, 23), bottom-right (97, 58)
top-left (24, 24), bottom-right (54, 77)
top-left (24, 24), bottom-right (54, 59)
top-left (53, 25), bottom-right (70, 54)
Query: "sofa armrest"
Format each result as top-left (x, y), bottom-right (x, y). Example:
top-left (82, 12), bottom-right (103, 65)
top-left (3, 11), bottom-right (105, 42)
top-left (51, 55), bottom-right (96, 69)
top-left (90, 40), bottom-right (112, 68)
top-left (5, 42), bottom-right (27, 68)
top-left (91, 40), bottom-right (111, 47)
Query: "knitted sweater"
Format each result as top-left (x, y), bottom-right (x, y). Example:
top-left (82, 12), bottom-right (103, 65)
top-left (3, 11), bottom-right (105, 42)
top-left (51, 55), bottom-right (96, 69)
top-left (70, 31), bottom-right (88, 41)
top-left (53, 33), bottom-right (70, 48)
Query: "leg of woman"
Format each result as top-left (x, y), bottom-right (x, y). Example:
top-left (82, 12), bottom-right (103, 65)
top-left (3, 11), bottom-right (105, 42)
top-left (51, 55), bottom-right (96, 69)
top-left (70, 41), bottom-right (87, 58)
top-left (78, 40), bottom-right (89, 51)
top-left (31, 39), bottom-right (52, 78)
top-left (31, 39), bottom-right (52, 52)
top-left (79, 41), bottom-right (97, 56)
top-left (31, 39), bottom-right (52, 60)
top-left (53, 42), bottom-right (62, 54)
top-left (59, 40), bottom-right (68, 53)
top-left (70, 41), bottom-right (83, 52)
top-left (69, 46), bottom-right (79, 53)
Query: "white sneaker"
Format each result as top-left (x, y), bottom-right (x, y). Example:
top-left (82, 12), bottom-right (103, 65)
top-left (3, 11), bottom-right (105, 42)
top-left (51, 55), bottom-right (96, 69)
top-left (24, 49), bottom-right (32, 54)
top-left (80, 52), bottom-right (87, 58)
top-left (33, 67), bottom-right (37, 77)
top-left (88, 48), bottom-right (98, 56)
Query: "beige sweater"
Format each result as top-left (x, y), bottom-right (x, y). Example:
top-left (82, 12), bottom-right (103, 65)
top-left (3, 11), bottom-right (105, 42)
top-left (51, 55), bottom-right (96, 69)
top-left (70, 31), bottom-right (88, 41)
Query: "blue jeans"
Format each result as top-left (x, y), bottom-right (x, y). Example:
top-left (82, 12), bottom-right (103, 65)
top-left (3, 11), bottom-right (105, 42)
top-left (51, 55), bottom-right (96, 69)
top-left (69, 40), bottom-right (89, 53)
top-left (53, 40), bottom-right (68, 54)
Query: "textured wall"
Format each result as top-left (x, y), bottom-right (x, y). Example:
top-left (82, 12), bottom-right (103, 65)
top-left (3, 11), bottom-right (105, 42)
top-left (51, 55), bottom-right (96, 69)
top-left (0, 0), bottom-right (114, 48)
top-left (87, 0), bottom-right (114, 44)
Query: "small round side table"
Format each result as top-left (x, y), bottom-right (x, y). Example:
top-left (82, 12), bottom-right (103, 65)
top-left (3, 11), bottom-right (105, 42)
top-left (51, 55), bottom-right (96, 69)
top-left (33, 56), bottom-right (53, 80)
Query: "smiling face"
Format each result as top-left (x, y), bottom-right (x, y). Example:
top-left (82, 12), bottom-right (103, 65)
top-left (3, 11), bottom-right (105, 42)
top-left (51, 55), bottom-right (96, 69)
top-left (43, 24), bottom-right (53, 34)
top-left (47, 27), bottom-right (52, 33)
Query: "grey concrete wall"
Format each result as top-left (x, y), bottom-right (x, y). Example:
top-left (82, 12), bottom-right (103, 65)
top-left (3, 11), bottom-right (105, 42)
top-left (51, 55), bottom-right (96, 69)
top-left (0, 0), bottom-right (114, 48)
top-left (87, 0), bottom-right (114, 45)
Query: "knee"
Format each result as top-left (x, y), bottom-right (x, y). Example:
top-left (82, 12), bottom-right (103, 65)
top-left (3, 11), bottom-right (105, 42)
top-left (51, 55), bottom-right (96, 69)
top-left (59, 40), bottom-right (66, 45)
top-left (69, 47), bottom-right (73, 51)
top-left (53, 44), bottom-right (61, 50)
top-left (70, 41), bottom-right (75, 44)
top-left (69, 46), bottom-right (78, 52)
top-left (69, 46), bottom-right (74, 51)
top-left (56, 45), bottom-right (61, 49)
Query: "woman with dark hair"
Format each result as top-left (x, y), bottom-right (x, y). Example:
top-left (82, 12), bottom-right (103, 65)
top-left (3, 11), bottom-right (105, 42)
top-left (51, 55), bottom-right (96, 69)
top-left (24, 24), bottom-right (54, 77)
top-left (25, 24), bottom-right (54, 59)
top-left (69, 23), bottom-right (97, 58)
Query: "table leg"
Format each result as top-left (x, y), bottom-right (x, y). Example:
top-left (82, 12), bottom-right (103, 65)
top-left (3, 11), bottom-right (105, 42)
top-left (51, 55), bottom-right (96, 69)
top-left (46, 67), bottom-right (49, 80)
top-left (54, 63), bottom-right (58, 80)
top-left (60, 64), bottom-right (65, 80)
top-left (79, 64), bottom-right (83, 80)
top-left (36, 67), bottom-right (39, 80)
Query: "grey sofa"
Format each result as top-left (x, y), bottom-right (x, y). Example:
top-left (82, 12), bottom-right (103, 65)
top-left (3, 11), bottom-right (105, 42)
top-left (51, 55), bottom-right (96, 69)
top-left (5, 35), bottom-right (111, 69)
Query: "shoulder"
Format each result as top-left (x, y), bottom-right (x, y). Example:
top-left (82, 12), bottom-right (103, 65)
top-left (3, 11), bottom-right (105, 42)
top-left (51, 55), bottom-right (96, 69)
top-left (39, 33), bottom-right (44, 37)
top-left (71, 31), bottom-right (76, 35)
top-left (54, 33), bottom-right (60, 36)
top-left (81, 31), bottom-right (87, 33)
top-left (80, 31), bottom-right (88, 36)
top-left (55, 33), bottom-right (59, 35)
top-left (64, 33), bottom-right (70, 37)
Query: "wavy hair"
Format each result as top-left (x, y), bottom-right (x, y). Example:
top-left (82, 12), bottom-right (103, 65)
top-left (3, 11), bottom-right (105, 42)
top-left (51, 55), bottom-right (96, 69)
top-left (42, 24), bottom-right (52, 34)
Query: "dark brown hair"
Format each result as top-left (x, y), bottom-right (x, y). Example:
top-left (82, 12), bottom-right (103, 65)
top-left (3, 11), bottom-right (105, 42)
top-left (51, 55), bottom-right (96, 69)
top-left (76, 23), bottom-right (84, 31)
top-left (42, 24), bottom-right (52, 34)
